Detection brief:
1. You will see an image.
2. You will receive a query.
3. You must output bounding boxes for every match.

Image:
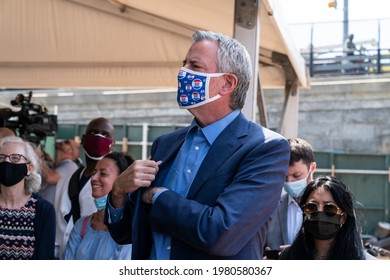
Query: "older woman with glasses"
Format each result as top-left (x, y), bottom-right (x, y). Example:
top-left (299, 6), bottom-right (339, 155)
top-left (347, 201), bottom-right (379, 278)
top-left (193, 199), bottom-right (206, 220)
top-left (279, 175), bottom-right (375, 260)
top-left (0, 136), bottom-right (55, 260)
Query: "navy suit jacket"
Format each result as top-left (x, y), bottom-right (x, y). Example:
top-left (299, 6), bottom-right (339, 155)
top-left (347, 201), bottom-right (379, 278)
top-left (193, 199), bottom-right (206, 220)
top-left (106, 112), bottom-right (290, 259)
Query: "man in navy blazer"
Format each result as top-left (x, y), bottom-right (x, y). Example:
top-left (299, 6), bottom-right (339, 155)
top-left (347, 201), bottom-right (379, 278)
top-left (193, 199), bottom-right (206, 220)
top-left (105, 30), bottom-right (290, 260)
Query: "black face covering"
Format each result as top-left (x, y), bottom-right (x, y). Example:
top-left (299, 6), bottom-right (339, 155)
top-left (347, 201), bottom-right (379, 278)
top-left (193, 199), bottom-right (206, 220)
top-left (0, 161), bottom-right (28, 187)
top-left (303, 211), bottom-right (342, 240)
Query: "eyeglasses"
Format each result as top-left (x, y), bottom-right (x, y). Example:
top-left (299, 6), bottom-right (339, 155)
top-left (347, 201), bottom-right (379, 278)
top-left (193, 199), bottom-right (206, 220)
top-left (303, 202), bottom-right (342, 217)
top-left (0, 154), bottom-right (29, 164)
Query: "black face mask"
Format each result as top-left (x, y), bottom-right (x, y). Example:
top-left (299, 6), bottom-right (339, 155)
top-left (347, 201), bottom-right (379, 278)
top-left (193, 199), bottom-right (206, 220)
top-left (303, 211), bottom-right (342, 240)
top-left (0, 161), bottom-right (28, 187)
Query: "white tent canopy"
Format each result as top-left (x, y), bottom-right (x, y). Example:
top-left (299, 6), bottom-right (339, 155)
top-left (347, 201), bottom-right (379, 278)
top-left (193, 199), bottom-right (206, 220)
top-left (0, 0), bottom-right (309, 135)
top-left (0, 0), bottom-right (308, 89)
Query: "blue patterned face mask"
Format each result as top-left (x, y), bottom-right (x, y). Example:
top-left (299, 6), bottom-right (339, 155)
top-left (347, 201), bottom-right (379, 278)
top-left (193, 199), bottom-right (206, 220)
top-left (94, 194), bottom-right (108, 211)
top-left (177, 67), bottom-right (226, 109)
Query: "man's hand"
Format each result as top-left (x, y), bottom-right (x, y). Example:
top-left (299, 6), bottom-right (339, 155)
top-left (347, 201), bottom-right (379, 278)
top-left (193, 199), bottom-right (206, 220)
top-left (110, 159), bottom-right (162, 208)
top-left (142, 187), bottom-right (168, 204)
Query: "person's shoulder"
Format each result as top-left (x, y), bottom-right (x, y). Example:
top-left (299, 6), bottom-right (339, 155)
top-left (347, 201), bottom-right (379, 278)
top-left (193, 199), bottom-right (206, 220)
top-left (242, 116), bottom-right (286, 141)
top-left (261, 126), bottom-right (286, 141)
top-left (32, 192), bottom-right (55, 212)
top-left (239, 115), bottom-right (286, 141)
top-left (257, 126), bottom-right (289, 150)
top-left (32, 192), bottom-right (49, 203)
top-left (56, 160), bottom-right (79, 173)
top-left (244, 124), bottom-right (289, 155)
top-left (56, 159), bottom-right (78, 168)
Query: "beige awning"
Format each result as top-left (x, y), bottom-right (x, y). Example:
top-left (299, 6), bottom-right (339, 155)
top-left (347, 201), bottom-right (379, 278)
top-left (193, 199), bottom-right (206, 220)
top-left (0, 0), bottom-right (309, 89)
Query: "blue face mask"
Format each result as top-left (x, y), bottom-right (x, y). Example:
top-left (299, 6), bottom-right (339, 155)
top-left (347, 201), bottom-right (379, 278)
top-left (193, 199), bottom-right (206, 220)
top-left (177, 67), bottom-right (226, 109)
top-left (94, 194), bottom-right (108, 211)
top-left (284, 178), bottom-right (308, 198)
top-left (284, 170), bottom-right (311, 198)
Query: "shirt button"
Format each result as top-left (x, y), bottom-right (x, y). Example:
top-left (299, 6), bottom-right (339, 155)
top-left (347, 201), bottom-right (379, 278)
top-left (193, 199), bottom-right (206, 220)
top-left (195, 146), bottom-right (199, 150)
top-left (167, 246), bottom-right (171, 250)
top-left (187, 169), bottom-right (191, 174)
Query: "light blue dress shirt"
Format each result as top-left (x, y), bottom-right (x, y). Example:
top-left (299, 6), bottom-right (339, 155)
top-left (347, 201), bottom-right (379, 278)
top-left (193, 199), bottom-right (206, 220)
top-left (287, 195), bottom-right (303, 244)
top-left (108, 110), bottom-right (240, 259)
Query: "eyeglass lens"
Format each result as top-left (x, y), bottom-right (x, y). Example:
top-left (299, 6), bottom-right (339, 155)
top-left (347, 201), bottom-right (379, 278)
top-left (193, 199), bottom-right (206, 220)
top-left (0, 154), bottom-right (28, 163)
top-left (304, 202), bottom-right (339, 216)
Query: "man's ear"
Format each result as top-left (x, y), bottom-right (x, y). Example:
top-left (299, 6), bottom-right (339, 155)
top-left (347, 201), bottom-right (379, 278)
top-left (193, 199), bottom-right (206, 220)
top-left (220, 73), bottom-right (238, 96)
top-left (310, 162), bottom-right (317, 177)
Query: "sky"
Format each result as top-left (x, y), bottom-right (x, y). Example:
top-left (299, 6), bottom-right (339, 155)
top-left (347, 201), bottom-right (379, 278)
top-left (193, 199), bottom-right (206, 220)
top-left (277, 0), bottom-right (390, 50)
top-left (278, 0), bottom-right (389, 24)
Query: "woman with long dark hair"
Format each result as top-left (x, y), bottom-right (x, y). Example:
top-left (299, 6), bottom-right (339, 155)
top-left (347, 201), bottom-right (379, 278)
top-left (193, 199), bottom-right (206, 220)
top-left (280, 175), bottom-right (375, 260)
top-left (61, 152), bottom-right (134, 259)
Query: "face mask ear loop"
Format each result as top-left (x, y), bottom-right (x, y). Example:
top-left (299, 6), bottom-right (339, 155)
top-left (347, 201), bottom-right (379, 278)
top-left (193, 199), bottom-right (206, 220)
top-left (205, 73), bottom-right (225, 102)
top-left (306, 165), bottom-right (312, 181)
top-left (207, 94), bottom-right (222, 103)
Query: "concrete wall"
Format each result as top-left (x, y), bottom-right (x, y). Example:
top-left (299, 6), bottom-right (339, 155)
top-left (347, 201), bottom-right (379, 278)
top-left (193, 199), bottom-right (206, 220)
top-left (264, 75), bottom-right (390, 154)
top-left (1, 74), bottom-right (389, 154)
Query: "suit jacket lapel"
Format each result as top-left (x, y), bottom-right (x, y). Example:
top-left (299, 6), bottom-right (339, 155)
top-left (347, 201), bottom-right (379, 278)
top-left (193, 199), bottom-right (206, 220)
top-left (152, 129), bottom-right (187, 186)
top-left (187, 113), bottom-right (248, 199)
top-left (280, 195), bottom-right (290, 244)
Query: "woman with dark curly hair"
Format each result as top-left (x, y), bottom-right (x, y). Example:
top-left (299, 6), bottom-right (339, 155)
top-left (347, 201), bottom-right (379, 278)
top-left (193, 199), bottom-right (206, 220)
top-left (62, 152), bottom-right (133, 260)
top-left (279, 175), bottom-right (375, 260)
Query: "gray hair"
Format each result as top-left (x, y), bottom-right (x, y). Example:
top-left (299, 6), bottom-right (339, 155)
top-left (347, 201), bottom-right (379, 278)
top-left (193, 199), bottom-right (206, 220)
top-left (0, 136), bottom-right (42, 193)
top-left (192, 30), bottom-right (252, 109)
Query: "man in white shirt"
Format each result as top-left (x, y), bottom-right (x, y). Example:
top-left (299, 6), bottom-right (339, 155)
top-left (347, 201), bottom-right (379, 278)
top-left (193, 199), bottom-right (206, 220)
top-left (266, 138), bottom-right (317, 252)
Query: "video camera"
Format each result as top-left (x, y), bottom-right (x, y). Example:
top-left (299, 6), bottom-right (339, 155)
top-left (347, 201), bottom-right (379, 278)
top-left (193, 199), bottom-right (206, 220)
top-left (0, 91), bottom-right (58, 145)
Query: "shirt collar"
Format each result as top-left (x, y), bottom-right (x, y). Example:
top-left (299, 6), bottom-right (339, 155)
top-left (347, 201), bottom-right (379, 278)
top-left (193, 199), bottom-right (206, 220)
top-left (288, 195), bottom-right (300, 206)
top-left (190, 110), bottom-right (240, 145)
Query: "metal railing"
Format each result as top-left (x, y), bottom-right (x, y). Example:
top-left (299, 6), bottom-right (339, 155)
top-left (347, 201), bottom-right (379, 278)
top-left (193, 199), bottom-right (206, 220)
top-left (316, 167), bottom-right (390, 182)
top-left (288, 18), bottom-right (390, 77)
top-left (302, 48), bottom-right (390, 77)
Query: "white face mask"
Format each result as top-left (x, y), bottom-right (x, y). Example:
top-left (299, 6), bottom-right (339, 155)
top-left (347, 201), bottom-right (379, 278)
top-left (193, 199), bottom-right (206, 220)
top-left (284, 169), bottom-right (311, 198)
top-left (177, 67), bottom-right (225, 109)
